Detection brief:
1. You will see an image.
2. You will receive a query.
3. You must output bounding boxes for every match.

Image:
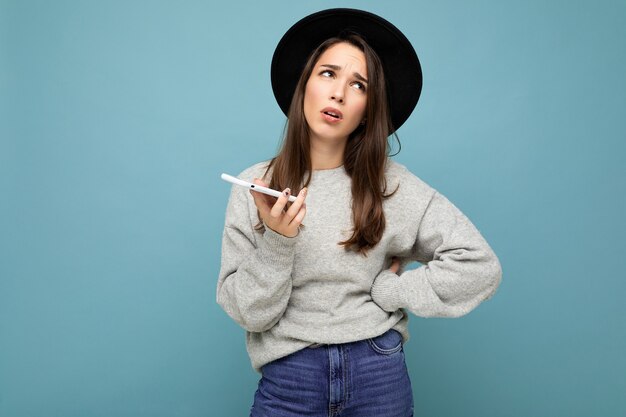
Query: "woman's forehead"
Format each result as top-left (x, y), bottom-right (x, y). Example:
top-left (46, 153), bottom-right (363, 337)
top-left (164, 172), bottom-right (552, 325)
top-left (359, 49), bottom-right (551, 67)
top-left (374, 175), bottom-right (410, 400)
top-left (315, 43), bottom-right (367, 74)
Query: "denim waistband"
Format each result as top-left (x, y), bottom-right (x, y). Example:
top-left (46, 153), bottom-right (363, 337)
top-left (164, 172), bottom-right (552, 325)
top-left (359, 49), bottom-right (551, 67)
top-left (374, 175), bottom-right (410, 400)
top-left (254, 328), bottom-right (412, 416)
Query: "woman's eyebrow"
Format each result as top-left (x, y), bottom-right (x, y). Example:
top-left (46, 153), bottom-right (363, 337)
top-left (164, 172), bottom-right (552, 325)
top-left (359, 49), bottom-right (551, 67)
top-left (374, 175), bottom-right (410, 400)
top-left (320, 64), bottom-right (368, 84)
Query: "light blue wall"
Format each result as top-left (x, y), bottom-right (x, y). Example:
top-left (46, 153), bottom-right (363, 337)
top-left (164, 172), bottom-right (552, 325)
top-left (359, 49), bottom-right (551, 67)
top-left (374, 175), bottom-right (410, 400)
top-left (1, 1), bottom-right (624, 416)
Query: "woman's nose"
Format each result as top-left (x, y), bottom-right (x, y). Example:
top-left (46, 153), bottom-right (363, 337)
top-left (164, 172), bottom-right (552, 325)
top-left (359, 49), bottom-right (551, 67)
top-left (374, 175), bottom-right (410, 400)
top-left (330, 85), bottom-right (344, 103)
top-left (330, 94), bottom-right (344, 103)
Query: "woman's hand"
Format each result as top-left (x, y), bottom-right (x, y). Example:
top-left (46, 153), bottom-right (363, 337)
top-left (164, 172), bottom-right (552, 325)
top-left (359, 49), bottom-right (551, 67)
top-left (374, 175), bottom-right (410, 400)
top-left (389, 257), bottom-right (400, 274)
top-left (249, 178), bottom-right (307, 238)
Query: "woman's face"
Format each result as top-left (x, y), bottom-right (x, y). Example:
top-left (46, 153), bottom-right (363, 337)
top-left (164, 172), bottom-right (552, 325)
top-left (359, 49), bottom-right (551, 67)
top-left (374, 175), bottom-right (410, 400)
top-left (303, 42), bottom-right (368, 143)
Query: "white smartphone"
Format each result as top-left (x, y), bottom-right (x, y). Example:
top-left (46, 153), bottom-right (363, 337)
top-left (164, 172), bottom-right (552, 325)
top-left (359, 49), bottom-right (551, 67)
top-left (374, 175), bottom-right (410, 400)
top-left (221, 173), bottom-right (297, 203)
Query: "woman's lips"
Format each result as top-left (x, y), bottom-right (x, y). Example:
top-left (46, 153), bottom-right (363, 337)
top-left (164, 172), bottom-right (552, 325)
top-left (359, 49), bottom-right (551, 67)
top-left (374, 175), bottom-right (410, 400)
top-left (322, 112), bottom-right (342, 123)
top-left (320, 107), bottom-right (343, 123)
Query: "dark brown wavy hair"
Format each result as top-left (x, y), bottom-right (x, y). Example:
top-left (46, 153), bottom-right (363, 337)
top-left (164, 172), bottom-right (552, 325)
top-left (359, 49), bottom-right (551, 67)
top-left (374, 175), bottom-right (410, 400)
top-left (255, 33), bottom-right (401, 256)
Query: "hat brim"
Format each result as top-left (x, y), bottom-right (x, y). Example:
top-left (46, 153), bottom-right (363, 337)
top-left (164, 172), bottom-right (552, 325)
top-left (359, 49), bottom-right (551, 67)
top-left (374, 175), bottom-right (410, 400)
top-left (271, 8), bottom-right (422, 133)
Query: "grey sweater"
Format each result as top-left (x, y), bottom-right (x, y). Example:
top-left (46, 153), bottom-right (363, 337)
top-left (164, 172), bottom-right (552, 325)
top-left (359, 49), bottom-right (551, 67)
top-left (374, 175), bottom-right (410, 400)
top-left (217, 159), bottom-right (502, 373)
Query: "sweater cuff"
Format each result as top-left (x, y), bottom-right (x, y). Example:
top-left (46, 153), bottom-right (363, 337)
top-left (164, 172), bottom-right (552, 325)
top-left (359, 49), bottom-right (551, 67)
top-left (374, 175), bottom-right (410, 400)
top-left (258, 221), bottom-right (300, 265)
top-left (370, 270), bottom-right (405, 312)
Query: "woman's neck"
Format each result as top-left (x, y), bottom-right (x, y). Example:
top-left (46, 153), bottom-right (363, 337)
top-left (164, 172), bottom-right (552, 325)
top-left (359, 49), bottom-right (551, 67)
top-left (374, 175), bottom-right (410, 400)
top-left (309, 136), bottom-right (346, 171)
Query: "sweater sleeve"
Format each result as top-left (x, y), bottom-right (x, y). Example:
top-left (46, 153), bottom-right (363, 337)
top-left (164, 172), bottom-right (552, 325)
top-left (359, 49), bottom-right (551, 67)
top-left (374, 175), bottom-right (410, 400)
top-left (370, 191), bottom-right (502, 318)
top-left (216, 179), bottom-right (300, 332)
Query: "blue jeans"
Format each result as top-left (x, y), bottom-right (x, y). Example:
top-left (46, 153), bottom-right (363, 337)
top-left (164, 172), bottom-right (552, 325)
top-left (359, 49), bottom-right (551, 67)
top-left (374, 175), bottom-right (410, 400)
top-left (250, 329), bottom-right (414, 417)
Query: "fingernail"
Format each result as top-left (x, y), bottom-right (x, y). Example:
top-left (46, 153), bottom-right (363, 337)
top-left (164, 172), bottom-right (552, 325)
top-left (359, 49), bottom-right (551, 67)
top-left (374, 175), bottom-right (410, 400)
top-left (301, 187), bottom-right (307, 196)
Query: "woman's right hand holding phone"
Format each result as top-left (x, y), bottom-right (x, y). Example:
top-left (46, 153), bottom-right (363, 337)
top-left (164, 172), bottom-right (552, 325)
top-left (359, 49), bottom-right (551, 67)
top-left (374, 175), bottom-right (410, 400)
top-left (249, 178), bottom-right (307, 238)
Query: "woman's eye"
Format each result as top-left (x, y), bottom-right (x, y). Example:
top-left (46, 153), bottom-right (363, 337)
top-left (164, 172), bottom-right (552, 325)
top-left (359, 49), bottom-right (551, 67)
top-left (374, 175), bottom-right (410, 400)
top-left (320, 70), bottom-right (334, 77)
top-left (353, 81), bottom-right (366, 91)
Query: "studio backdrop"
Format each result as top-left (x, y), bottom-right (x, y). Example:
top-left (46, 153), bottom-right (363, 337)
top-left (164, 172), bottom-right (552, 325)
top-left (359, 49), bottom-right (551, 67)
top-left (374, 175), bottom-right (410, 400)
top-left (1, 1), bottom-right (624, 416)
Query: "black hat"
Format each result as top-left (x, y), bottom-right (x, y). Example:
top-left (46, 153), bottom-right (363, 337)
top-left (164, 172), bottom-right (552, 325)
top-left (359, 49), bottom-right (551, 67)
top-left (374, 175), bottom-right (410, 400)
top-left (271, 8), bottom-right (422, 133)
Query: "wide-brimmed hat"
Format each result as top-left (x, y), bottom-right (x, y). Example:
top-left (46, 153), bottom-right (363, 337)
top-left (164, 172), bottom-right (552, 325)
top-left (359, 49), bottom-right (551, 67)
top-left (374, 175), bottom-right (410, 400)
top-left (271, 8), bottom-right (422, 133)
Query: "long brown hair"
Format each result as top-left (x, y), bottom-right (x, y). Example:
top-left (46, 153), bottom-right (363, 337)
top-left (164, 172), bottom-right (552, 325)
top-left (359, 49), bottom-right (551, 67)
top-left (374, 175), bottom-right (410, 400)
top-left (255, 32), bottom-right (400, 256)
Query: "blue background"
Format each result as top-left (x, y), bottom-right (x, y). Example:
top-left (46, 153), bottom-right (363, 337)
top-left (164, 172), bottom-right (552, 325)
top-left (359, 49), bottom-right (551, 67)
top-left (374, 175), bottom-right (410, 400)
top-left (1, 1), bottom-right (625, 416)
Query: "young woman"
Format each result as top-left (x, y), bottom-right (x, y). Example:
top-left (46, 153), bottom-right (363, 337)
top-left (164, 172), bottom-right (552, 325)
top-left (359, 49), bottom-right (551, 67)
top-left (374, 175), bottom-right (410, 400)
top-left (217, 8), bottom-right (502, 417)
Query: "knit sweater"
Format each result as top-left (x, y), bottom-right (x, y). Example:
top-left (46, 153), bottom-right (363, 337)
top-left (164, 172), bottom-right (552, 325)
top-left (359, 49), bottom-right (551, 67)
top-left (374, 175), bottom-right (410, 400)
top-left (217, 158), bottom-right (502, 373)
